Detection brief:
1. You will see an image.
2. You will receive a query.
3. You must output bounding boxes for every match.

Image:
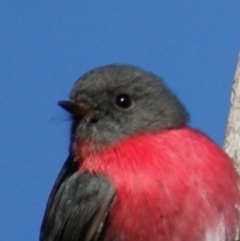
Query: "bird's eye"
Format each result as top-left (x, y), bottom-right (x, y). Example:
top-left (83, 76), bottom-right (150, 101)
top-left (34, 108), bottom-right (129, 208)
top-left (115, 94), bottom-right (132, 108)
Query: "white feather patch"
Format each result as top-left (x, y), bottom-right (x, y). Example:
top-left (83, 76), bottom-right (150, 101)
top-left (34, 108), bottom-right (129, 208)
top-left (204, 221), bottom-right (225, 241)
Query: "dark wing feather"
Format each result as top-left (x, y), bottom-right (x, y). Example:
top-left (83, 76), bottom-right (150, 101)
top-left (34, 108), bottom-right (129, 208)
top-left (40, 155), bottom-right (77, 238)
top-left (40, 156), bottom-right (115, 241)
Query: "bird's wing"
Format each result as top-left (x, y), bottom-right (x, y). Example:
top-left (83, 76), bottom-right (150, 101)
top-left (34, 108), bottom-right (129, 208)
top-left (41, 155), bottom-right (78, 222)
top-left (40, 155), bottom-right (116, 241)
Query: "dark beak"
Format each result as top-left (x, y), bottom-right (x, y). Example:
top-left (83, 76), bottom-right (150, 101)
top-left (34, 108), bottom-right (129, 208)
top-left (58, 100), bottom-right (102, 120)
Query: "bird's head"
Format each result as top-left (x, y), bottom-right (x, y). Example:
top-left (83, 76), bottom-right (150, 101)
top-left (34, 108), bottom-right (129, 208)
top-left (59, 64), bottom-right (189, 156)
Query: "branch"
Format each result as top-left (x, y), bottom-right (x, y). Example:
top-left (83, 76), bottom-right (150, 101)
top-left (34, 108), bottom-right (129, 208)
top-left (224, 53), bottom-right (240, 172)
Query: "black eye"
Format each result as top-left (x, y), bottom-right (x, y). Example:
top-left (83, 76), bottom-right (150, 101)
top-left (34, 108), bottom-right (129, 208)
top-left (115, 94), bottom-right (131, 108)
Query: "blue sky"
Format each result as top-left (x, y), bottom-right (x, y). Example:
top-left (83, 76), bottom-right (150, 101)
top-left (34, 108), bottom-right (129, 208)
top-left (1, 1), bottom-right (240, 240)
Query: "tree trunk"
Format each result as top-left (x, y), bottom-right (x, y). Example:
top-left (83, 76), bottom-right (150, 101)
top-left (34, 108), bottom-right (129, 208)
top-left (224, 54), bottom-right (240, 241)
top-left (224, 53), bottom-right (240, 172)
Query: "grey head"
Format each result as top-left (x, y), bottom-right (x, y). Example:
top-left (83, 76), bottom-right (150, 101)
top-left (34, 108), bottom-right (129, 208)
top-left (59, 64), bottom-right (189, 152)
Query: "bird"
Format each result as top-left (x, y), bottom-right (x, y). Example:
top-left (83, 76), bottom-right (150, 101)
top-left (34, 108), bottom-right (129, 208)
top-left (40, 64), bottom-right (240, 241)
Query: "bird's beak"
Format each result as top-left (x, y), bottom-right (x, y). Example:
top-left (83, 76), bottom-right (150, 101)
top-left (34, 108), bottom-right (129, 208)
top-left (58, 100), bottom-right (102, 120)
